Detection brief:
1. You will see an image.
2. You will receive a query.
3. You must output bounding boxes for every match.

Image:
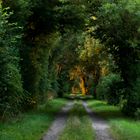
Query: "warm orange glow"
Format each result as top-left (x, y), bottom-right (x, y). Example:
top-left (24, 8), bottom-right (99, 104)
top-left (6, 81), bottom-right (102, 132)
top-left (69, 66), bottom-right (88, 95)
top-left (79, 76), bottom-right (86, 95)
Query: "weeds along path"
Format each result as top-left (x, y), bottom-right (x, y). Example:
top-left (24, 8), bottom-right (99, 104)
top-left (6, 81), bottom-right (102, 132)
top-left (42, 102), bottom-right (74, 140)
top-left (83, 102), bottom-right (113, 140)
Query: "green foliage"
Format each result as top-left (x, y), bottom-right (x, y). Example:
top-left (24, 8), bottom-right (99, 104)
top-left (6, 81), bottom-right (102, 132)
top-left (135, 108), bottom-right (140, 120)
top-left (2, 0), bottom-right (31, 25)
top-left (0, 6), bottom-right (23, 118)
top-left (20, 0), bottom-right (87, 105)
top-left (132, 78), bottom-right (140, 115)
top-left (89, 0), bottom-right (140, 116)
top-left (96, 73), bottom-right (123, 105)
top-left (93, 0), bottom-right (140, 66)
top-left (56, 0), bottom-right (87, 33)
top-left (0, 0), bottom-right (140, 120)
top-left (121, 78), bottom-right (140, 116)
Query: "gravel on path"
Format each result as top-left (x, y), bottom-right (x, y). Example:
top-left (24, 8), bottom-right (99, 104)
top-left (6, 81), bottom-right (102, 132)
top-left (42, 102), bottom-right (73, 140)
top-left (83, 102), bottom-right (113, 140)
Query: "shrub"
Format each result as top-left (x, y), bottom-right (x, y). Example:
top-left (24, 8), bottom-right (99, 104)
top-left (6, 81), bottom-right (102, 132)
top-left (135, 108), bottom-right (140, 120)
top-left (122, 78), bottom-right (140, 116)
top-left (96, 73), bottom-right (123, 105)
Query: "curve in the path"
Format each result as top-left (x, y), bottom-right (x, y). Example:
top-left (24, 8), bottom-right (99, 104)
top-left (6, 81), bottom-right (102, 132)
top-left (42, 102), bottom-right (73, 140)
top-left (83, 102), bottom-right (113, 140)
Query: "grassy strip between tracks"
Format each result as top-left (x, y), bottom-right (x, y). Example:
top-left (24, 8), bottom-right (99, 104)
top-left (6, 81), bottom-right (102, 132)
top-left (59, 101), bottom-right (95, 140)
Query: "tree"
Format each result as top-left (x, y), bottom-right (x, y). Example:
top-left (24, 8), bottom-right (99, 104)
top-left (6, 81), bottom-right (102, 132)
top-left (0, 5), bottom-right (23, 119)
top-left (90, 0), bottom-right (140, 115)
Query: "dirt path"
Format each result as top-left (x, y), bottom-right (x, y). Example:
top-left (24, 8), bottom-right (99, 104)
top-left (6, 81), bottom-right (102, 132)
top-left (83, 102), bottom-right (113, 140)
top-left (42, 102), bottom-right (73, 140)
